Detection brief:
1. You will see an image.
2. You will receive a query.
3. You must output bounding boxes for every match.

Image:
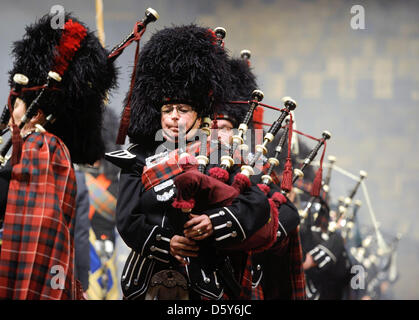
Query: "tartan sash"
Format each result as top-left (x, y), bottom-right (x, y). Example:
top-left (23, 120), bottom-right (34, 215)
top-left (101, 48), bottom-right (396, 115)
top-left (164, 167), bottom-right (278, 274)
top-left (141, 141), bottom-right (200, 191)
top-left (141, 140), bottom-right (245, 192)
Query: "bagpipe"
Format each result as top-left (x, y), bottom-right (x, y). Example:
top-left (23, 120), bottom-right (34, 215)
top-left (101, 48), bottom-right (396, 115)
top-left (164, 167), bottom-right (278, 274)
top-left (293, 131), bottom-right (332, 229)
top-left (107, 8), bottom-right (159, 62)
top-left (0, 73), bottom-right (28, 161)
top-left (329, 169), bottom-right (367, 234)
top-left (0, 7), bottom-right (159, 167)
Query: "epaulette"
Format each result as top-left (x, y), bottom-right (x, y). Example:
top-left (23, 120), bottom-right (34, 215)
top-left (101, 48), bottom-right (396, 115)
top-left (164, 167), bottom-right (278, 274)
top-left (104, 144), bottom-right (138, 170)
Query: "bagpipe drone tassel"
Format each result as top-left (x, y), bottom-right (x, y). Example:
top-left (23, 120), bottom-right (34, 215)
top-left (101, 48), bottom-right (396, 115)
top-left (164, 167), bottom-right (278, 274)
top-left (280, 112), bottom-right (294, 193)
top-left (310, 138), bottom-right (327, 198)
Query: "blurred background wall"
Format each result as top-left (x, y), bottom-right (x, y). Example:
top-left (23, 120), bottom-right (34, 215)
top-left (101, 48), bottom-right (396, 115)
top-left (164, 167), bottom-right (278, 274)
top-left (1, 0), bottom-right (417, 299)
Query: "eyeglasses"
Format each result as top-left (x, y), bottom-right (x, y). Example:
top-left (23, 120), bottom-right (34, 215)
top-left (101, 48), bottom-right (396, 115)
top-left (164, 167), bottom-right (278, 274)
top-left (161, 104), bottom-right (194, 115)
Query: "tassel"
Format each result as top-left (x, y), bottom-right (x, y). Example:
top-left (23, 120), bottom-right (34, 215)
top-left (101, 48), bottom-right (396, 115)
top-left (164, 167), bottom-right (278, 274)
top-left (311, 140), bottom-right (326, 197)
top-left (257, 183), bottom-right (270, 196)
top-left (280, 157), bottom-right (293, 192)
top-left (311, 167), bottom-right (323, 197)
top-left (252, 106), bottom-right (264, 130)
top-left (172, 198), bottom-right (195, 211)
top-left (209, 167), bottom-right (229, 183)
top-left (10, 124), bottom-right (23, 165)
top-left (231, 173), bottom-right (251, 193)
top-left (280, 112), bottom-right (293, 192)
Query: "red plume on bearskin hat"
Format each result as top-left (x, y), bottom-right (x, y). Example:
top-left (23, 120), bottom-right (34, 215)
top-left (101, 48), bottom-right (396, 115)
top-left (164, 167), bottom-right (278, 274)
top-left (125, 24), bottom-right (232, 151)
top-left (8, 12), bottom-right (117, 164)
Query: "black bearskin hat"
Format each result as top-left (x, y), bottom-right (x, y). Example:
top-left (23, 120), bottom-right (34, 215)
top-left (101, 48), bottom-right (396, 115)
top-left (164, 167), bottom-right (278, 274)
top-left (127, 24), bottom-right (231, 150)
top-left (8, 12), bottom-right (117, 164)
top-left (215, 57), bottom-right (258, 128)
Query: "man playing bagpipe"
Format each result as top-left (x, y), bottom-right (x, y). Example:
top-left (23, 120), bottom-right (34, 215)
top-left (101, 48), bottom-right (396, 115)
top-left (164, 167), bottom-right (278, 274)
top-left (0, 13), bottom-right (117, 299)
top-left (106, 24), bottom-right (272, 300)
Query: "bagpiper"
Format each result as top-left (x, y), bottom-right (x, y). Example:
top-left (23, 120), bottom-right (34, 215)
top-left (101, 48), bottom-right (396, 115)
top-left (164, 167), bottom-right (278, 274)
top-left (106, 24), bottom-right (272, 300)
top-left (0, 12), bottom-right (117, 299)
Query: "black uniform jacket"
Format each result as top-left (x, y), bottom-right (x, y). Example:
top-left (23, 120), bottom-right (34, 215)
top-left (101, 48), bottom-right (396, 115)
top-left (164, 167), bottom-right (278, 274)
top-left (114, 143), bottom-right (271, 300)
top-left (300, 220), bottom-right (352, 300)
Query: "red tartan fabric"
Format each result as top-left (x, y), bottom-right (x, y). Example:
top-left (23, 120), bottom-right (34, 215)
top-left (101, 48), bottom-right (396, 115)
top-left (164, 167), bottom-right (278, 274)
top-left (288, 227), bottom-right (306, 300)
top-left (141, 141), bottom-right (201, 191)
top-left (239, 253), bottom-right (253, 300)
top-left (142, 140), bottom-right (246, 191)
top-left (0, 132), bottom-right (77, 300)
top-left (239, 252), bottom-right (265, 300)
top-left (251, 282), bottom-right (264, 300)
top-left (141, 153), bottom-right (184, 191)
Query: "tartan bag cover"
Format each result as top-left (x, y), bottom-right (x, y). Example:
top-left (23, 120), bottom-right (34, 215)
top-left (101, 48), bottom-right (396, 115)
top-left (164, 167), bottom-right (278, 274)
top-left (0, 132), bottom-right (77, 299)
top-left (141, 141), bottom-right (201, 191)
top-left (141, 139), bottom-right (248, 192)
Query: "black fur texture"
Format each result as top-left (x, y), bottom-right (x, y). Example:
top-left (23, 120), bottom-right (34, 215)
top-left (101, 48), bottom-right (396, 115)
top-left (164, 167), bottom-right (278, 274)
top-left (9, 13), bottom-right (117, 164)
top-left (127, 24), bottom-right (232, 150)
top-left (215, 58), bottom-right (258, 128)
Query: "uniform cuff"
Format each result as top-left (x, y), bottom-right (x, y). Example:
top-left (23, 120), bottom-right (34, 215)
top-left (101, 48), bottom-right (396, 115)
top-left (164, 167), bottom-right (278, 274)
top-left (141, 226), bottom-right (174, 264)
top-left (309, 244), bottom-right (337, 269)
top-left (207, 207), bottom-right (246, 246)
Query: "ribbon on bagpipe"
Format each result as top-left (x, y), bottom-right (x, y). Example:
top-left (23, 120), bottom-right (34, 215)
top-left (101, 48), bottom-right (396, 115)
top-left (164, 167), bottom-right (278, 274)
top-left (113, 9), bottom-right (159, 145)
